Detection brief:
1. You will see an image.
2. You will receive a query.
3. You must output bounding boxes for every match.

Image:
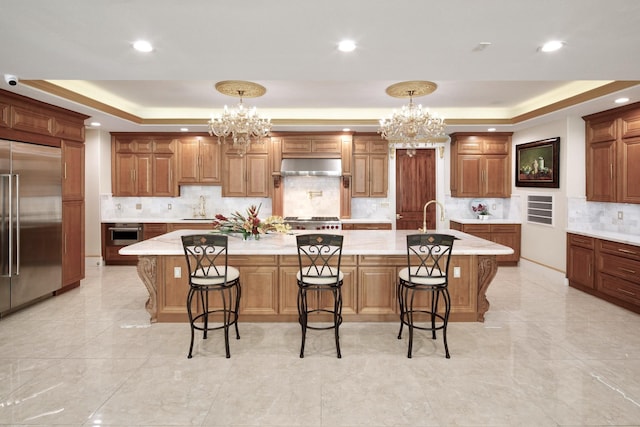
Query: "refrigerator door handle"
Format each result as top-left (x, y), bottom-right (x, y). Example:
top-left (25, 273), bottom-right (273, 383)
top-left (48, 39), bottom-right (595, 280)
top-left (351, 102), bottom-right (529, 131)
top-left (1, 173), bottom-right (12, 277)
top-left (14, 174), bottom-right (19, 275)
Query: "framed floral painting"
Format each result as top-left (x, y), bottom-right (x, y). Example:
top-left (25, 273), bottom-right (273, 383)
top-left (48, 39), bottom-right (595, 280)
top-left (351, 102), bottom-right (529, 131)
top-left (515, 137), bottom-right (560, 188)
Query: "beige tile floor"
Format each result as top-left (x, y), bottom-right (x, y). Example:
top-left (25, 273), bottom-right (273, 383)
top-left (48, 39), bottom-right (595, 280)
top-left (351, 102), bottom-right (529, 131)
top-left (0, 261), bottom-right (639, 426)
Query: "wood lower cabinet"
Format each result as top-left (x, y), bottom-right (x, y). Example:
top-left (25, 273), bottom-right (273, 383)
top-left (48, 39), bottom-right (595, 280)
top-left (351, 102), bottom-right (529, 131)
top-left (62, 200), bottom-right (84, 289)
top-left (151, 253), bottom-right (482, 322)
top-left (342, 222), bottom-right (392, 230)
top-left (450, 221), bottom-right (521, 265)
top-left (143, 223), bottom-right (168, 240)
top-left (566, 233), bottom-right (595, 289)
top-left (279, 255), bottom-right (357, 318)
top-left (567, 232), bottom-right (640, 314)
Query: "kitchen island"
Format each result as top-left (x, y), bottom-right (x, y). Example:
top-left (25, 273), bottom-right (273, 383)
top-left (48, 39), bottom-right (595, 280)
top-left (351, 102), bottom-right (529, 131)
top-left (120, 229), bottom-right (513, 323)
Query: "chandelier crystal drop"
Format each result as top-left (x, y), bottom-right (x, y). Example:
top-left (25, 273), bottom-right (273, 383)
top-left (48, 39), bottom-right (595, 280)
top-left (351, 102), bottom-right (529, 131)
top-left (378, 81), bottom-right (446, 157)
top-left (208, 81), bottom-right (272, 156)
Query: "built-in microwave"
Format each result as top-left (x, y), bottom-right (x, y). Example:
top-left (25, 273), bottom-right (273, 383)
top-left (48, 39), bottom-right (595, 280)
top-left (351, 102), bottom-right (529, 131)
top-left (108, 223), bottom-right (143, 245)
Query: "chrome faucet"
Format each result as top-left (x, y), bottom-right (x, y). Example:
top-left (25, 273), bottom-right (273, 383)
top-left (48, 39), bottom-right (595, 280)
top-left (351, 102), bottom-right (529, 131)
top-left (422, 200), bottom-right (445, 232)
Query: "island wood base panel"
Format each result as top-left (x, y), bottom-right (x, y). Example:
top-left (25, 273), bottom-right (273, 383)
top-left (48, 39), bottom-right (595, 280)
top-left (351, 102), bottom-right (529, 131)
top-left (136, 254), bottom-right (498, 324)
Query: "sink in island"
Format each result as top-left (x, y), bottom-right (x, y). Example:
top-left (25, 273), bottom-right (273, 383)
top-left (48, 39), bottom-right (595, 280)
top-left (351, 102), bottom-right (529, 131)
top-left (120, 229), bottom-right (513, 324)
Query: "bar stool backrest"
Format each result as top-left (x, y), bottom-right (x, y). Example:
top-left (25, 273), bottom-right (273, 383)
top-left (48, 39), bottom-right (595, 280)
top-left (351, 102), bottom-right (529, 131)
top-left (296, 234), bottom-right (344, 286)
top-left (181, 234), bottom-right (232, 285)
top-left (405, 234), bottom-right (455, 285)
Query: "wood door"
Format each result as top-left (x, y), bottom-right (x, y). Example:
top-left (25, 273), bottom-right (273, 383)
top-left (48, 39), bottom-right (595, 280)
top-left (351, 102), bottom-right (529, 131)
top-left (395, 149), bottom-right (436, 230)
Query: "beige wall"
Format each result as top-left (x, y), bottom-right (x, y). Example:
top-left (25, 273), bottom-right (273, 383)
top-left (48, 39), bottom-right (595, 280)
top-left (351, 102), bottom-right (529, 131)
top-left (511, 117), bottom-right (585, 272)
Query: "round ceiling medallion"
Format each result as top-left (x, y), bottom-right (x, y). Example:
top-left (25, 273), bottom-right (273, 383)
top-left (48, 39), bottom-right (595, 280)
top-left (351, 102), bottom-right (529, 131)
top-left (385, 81), bottom-right (437, 98)
top-left (215, 80), bottom-right (267, 98)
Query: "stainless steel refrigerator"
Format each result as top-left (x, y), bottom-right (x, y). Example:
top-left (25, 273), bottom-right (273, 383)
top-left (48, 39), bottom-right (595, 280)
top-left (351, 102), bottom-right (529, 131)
top-left (1, 139), bottom-right (62, 315)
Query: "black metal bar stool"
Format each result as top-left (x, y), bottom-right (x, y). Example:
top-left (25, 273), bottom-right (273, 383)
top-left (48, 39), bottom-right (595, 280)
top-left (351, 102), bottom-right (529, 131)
top-left (296, 234), bottom-right (344, 358)
top-left (181, 234), bottom-right (241, 358)
top-left (397, 234), bottom-right (455, 358)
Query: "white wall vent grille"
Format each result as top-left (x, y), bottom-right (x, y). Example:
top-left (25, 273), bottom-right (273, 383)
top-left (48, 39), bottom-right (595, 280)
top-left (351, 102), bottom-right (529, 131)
top-left (527, 194), bottom-right (553, 225)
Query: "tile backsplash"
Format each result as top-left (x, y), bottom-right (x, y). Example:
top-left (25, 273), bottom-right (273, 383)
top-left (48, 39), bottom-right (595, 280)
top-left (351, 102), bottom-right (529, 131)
top-left (568, 197), bottom-right (640, 234)
top-left (101, 185), bottom-right (273, 221)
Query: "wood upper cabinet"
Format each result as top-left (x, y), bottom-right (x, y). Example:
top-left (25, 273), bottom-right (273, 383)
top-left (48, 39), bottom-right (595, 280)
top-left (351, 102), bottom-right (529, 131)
top-left (352, 135), bottom-right (388, 198)
top-left (111, 134), bottom-right (178, 197)
top-left (176, 136), bottom-right (221, 184)
top-left (62, 140), bottom-right (84, 201)
top-left (585, 102), bottom-right (640, 204)
top-left (450, 132), bottom-right (512, 198)
top-left (280, 134), bottom-right (342, 157)
top-left (221, 142), bottom-right (270, 197)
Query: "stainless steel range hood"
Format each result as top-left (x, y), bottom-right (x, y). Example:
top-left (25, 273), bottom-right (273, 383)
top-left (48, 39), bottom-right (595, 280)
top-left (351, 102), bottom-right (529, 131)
top-left (280, 158), bottom-right (342, 177)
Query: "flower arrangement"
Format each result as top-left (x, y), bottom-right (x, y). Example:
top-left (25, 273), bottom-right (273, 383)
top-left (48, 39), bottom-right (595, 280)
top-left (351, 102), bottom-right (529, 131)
top-left (472, 203), bottom-right (490, 216)
top-left (212, 204), bottom-right (290, 240)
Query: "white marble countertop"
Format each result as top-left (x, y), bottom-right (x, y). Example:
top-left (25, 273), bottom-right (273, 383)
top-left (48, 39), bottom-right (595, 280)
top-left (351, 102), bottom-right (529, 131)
top-left (103, 218), bottom-right (394, 224)
top-left (449, 217), bottom-right (522, 225)
top-left (119, 229), bottom-right (514, 257)
top-left (566, 228), bottom-right (640, 247)
top-left (341, 218), bottom-right (393, 224)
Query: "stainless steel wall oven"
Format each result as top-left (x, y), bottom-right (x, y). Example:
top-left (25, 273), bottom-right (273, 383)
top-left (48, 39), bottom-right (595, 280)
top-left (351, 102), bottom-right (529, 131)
top-left (108, 223), bottom-right (142, 245)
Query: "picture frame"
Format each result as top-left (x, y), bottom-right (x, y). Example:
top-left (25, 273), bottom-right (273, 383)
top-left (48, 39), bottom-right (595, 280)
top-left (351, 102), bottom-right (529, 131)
top-left (515, 137), bottom-right (560, 188)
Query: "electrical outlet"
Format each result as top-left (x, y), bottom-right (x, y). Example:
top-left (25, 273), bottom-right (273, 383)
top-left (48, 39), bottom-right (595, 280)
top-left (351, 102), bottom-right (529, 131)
top-left (168, 203), bottom-right (172, 210)
top-left (136, 203), bottom-right (142, 210)
top-left (380, 202), bottom-right (390, 207)
top-left (174, 267), bottom-right (181, 278)
top-left (453, 266), bottom-right (461, 278)
top-left (618, 211), bottom-right (623, 220)
top-left (116, 203), bottom-right (121, 210)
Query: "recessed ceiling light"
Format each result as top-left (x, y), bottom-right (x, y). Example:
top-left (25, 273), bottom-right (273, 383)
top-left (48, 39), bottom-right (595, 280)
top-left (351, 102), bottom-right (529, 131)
top-left (540, 40), bottom-right (564, 52)
top-left (180, 127), bottom-right (189, 132)
top-left (90, 122), bottom-right (101, 127)
top-left (133, 40), bottom-right (153, 52)
top-left (337, 40), bottom-right (356, 52)
top-left (342, 128), bottom-right (351, 132)
top-left (614, 97), bottom-right (630, 104)
top-left (487, 128), bottom-right (496, 132)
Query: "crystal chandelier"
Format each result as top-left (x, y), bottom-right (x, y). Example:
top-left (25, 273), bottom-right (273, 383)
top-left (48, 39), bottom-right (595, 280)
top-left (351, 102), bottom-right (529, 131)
top-left (208, 80), bottom-right (272, 156)
top-left (378, 81), bottom-right (446, 157)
